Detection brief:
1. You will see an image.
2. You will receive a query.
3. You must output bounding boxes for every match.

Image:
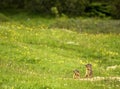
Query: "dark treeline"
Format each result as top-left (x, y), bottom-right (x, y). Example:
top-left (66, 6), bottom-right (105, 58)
top-left (0, 0), bottom-right (120, 18)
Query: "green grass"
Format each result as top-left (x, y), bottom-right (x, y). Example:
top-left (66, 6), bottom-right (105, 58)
top-left (0, 13), bottom-right (120, 89)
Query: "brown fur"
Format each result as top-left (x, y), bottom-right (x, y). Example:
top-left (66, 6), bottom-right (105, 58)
top-left (85, 64), bottom-right (93, 78)
top-left (73, 70), bottom-right (80, 79)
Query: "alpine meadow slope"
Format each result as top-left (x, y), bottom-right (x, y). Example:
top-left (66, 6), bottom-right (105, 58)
top-left (0, 16), bottom-right (120, 89)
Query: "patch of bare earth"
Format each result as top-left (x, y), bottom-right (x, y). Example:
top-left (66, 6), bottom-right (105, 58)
top-left (62, 77), bottom-right (120, 81)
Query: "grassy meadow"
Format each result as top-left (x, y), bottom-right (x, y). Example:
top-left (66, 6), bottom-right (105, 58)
top-left (0, 13), bottom-right (120, 89)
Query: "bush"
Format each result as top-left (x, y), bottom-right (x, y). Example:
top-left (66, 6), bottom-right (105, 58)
top-left (111, 0), bottom-right (120, 19)
top-left (0, 13), bottom-right (10, 22)
top-left (85, 3), bottom-right (111, 17)
top-left (0, 0), bottom-right (120, 18)
top-left (51, 7), bottom-right (59, 17)
top-left (57, 0), bottom-right (89, 16)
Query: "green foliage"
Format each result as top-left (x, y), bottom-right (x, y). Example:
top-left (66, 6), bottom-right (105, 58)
top-left (24, 0), bottom-right (54, 13)
top-left (51, 7), bottom-right (59, 17)
top-left (0, 13), bottom-right (10, 22)
top-left (57, 0), bottom-right (89, 16)
top-left (0, 0), bottom-right (89, 16)
top-left (85, 3), bottom-right (111, 17)
top-left (111, 0), bottom-right (120, 19)
top-left (0, 0), bottom-right (120, 18)
top-left (0, 0), bottom-right (24, 9)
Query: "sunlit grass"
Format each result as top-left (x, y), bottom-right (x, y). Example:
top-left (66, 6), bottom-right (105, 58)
top-left (0, 17), bottom-right (120, 89)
